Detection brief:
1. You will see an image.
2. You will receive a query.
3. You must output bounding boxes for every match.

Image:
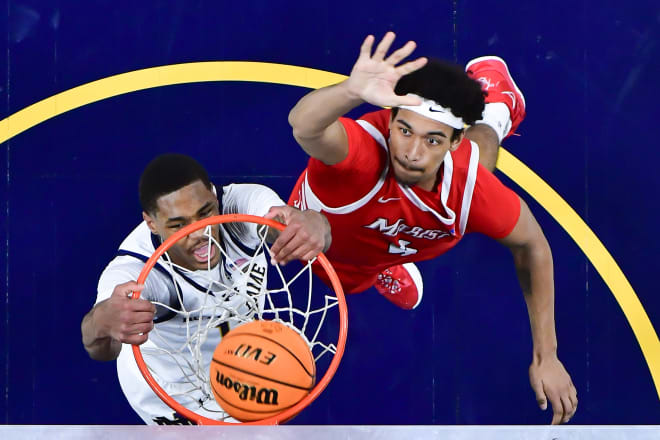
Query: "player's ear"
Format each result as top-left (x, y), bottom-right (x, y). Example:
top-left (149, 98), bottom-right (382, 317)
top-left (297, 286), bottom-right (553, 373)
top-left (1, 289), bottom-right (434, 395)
top-left (143, 211), bottom-right (158, 234)
top-left (449, 130), bottom-right (464, 152)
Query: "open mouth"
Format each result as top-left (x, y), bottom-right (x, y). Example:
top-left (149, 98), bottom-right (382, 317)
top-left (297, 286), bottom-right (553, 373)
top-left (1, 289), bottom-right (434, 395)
top-left (191, 243), bottom-right (217, 263)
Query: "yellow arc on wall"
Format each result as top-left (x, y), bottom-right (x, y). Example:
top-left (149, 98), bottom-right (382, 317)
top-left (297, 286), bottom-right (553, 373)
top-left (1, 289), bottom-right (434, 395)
top-left (1, 61), bottom-right (658, 399)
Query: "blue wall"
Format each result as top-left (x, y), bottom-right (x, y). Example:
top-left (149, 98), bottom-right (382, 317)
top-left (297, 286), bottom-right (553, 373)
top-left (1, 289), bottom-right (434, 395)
top-left (1, 0), bottom-right (659, 425)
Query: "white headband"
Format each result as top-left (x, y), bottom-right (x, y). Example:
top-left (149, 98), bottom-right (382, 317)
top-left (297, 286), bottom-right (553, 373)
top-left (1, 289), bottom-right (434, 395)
top-left (399, 94), bottom-right (464, 129)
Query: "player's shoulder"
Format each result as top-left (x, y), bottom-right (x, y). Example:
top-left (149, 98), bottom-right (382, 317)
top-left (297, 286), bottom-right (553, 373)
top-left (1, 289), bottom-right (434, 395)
top-left (355, 109), bottom-right (391, 135)
top-left (102, 221), bottom-right (156, 283)
top-left (221, 183), bottom-right (284, 217)
top-left (450, 137), bottom-right (479, 174)
top-left (118, 221), bottom-right (155, 252)
top-left (221, 182), bottom-right (269, 198)
top-left (221, 183), bottom-right (279, 203)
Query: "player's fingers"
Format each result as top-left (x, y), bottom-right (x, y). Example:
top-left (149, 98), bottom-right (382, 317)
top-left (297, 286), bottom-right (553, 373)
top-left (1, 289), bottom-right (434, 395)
top-left (269, 226), bottom-right (297, 264)
top-left (531, 379), bottom-right (548, 411)
top-left (112, 281), bottom-right (145, 298)
top-left (373, 31), bottom-right (396, 61)
top-left (284, 242), bottom-right (318, 265)
top-left (127, 298), bottom-right (156, 313)
top-left (129, 321), bottom-right (155, 336)
top-left (393, 93), bottom-right (423, 107)
top-left (299, 249), bottom-right (320, 262)
top-left (386, 40), bottom-right (417, 65)
top-left (560, 395), bottom-right (574, 424)
top-left (114, 319), bottom-right (149, 341)
top-left (263, 205), bottom-right (285, 222)
top-left (273, 235), bottom-right (309, 265)
top-left (395, 57), bottom-right (428, 77)
top-left (117, 321), bottom-right (154, 341)
top-left (567, 385), bottom-right (578, 420)
top-left (274, 222), bottom-right (319, 265)
top-left (549, 394), bottom-right (565, 425)
top-left (570, 380), bottom-right (577, 396)
top-left (122, 332), bottom-right (150, 346)
top-left (358, 34), bottom-right (375, 58)
top-left (129, 310), bottom-right (156, 324)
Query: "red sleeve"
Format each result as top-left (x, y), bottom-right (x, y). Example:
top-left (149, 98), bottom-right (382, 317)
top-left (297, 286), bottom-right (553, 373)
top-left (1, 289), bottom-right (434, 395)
top-left (465, 165), bottom-right (521, 239)
top-left (306, 115), bottom-right (387, 207)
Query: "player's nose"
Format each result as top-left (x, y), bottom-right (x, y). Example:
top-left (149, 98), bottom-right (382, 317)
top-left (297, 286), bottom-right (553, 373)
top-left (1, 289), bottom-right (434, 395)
top-left (186, 226), bottom-right (206, 241)
top-left (405, 137), bottom-right (423, 162)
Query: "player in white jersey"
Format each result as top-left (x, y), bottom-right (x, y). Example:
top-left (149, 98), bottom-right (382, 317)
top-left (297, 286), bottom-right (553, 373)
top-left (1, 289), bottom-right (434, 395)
top-left (81, 154), bottom-right (331, 424)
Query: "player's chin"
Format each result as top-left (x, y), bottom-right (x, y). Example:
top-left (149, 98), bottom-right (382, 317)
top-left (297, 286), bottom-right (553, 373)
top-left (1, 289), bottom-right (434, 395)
top-left (393, 170), bottom-right (422, 186)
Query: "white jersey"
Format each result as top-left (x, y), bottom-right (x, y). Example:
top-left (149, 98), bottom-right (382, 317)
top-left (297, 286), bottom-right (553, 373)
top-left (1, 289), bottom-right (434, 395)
top-left (96, 183), bottom-right (284, 425)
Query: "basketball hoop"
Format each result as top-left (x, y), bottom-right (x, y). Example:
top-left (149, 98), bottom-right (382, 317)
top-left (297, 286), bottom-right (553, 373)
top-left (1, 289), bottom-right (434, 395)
top-left (131, 214), bottom-right (347, 425)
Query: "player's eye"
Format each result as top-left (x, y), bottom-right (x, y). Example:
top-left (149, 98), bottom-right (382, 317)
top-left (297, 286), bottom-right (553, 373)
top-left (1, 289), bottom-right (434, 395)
top-left (400, 127), bottom-right (411, 136)
top-left (427, 137), bottom-right (441, 146)
top-left (168, 223), bottom-right (184, 230)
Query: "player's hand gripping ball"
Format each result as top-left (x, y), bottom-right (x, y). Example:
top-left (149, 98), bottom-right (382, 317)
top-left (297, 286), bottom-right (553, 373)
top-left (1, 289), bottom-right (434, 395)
top-left (210, 320), bottom-right (316, 421)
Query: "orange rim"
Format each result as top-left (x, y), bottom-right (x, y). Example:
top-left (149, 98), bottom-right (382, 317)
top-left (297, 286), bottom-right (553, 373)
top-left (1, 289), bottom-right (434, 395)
top-left (131, 214), bottom-right (348, 425)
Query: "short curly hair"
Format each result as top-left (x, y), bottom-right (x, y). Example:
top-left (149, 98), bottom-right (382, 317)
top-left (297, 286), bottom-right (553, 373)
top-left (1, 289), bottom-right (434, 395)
top-left (392, 58), bottom-right (485, 139)
top-left (139, 153), bottom-right (212, 215)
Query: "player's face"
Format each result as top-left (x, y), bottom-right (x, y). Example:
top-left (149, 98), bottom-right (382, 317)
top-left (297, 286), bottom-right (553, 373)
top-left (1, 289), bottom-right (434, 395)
top-left (388, 109), bottom-right (462, 191)
top-left (143, 180), bottom-right (221, 271)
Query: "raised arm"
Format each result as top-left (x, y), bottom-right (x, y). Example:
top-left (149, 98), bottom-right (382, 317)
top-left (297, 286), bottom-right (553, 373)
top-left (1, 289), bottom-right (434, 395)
top-left (288, 32), bottom-right (427, 165)
top-left (497, 198), bottom-right (578, 424)
top-left (81, 281), bottom-right (155, 361)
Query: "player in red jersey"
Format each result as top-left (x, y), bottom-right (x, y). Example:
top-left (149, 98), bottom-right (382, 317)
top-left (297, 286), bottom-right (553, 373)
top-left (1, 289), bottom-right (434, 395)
top-left (279, 32), bottom-right (577, 424)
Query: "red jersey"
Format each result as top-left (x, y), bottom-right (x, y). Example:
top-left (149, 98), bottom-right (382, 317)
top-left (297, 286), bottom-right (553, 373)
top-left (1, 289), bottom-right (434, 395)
top-left (289, 109), bottom-right (520, 293)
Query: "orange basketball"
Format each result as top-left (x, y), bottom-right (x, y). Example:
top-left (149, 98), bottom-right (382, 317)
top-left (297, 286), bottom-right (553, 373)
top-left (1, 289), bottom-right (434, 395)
top-left (209, 320), bottom-right (316, 422)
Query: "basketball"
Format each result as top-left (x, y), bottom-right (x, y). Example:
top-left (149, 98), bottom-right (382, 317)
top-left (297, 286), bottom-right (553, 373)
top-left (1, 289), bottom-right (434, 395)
top-left (210, 320), bottom-right (316, 422)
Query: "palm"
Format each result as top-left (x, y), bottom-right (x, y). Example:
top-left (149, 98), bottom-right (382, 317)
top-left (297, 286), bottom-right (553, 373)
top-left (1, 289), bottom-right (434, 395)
top-left (346, 32), bottom-right (427, 108)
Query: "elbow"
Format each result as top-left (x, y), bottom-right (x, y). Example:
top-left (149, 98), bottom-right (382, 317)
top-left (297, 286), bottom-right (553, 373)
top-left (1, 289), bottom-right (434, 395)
top-left (290, 124), bottom-right (319, 144)
top-left (288, 107), bottom-right (305, 133)
top-left (288, 108), bottom-right (321, 142)
top-left (288, 107), bottom-right (298, 129)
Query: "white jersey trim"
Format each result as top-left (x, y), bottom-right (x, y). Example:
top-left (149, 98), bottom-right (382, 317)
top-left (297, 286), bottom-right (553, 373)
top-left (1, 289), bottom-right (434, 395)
top-left (301, 120), bottom-right (389, 214)
top-left (458, 141), bottom-right (480, 236)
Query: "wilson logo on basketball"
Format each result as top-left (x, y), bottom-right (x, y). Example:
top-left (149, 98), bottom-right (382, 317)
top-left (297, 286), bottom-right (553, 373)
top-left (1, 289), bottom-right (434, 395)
top-left (232, 344), bottom-right (277, 365)
top-left (215, 371), bottom-right (279, 405)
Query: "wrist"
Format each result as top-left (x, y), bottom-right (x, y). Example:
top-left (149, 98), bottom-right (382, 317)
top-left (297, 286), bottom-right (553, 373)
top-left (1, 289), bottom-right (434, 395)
top-left (90, 303), bottom-right (112, 340)
top-left (532, 346), bottom-right (558, 363)
top-left (339, 79), bottom-right (365, 105)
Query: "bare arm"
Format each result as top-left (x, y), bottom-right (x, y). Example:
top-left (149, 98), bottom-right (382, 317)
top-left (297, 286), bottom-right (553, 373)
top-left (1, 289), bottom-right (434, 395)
top-left (288, 32), bottom-right (427, 165)
top-left (81, 281), bottom-right (155, 361)
top-left (497, 198), bottom-right (577, 424)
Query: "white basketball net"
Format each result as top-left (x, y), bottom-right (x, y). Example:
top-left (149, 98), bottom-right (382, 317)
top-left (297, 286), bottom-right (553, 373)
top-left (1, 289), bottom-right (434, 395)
top-left (136, 220), bottom-right (341, 422)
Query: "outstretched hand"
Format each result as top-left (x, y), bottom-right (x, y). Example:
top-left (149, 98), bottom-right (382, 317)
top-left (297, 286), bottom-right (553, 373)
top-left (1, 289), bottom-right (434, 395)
top-left (264, 205), bottom-right (331, 265)
top-left (529, 355), bottom-right (578, 424)
top-left (345, 31), bottom-right (428, 108)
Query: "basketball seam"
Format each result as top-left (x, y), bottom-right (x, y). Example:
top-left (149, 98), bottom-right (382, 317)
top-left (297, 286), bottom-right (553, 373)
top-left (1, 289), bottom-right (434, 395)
top-left (211, 359), bottom-right (315, 391)
top-left (221, 330), bottom-right (316, 378)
